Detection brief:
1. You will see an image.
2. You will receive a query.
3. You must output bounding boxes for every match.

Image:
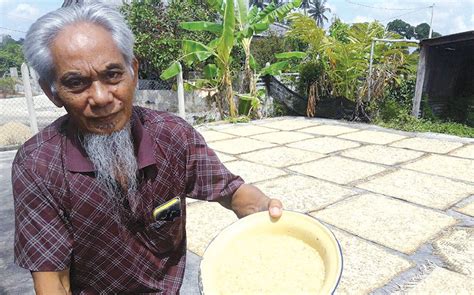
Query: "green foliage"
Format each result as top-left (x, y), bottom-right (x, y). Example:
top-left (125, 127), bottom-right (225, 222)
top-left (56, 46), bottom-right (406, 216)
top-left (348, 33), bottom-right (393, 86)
top-left (121, 0), bottom-right (173, 79)
top-left (387, 19), bottom-right (415, 39)
top-left (415, 23), bottom-right (442, 39)
top-left (384, 77), bottom-right (416, 113)
top-left (323, 22), bottom-right (387, 102)
top-left (376, 84), bottom-right (474, 138)
top-left (0, 77), bottom-right (16, 95)
top-left (121, 0), bottom-right (216, 79)
top-left (274, 51), bottom-right (306, 59)
top-left (385, 19), bottom-right (441, 40)
top-left (161, 0), bottom-right (239, 117)
top-left (235, 0), bottom-right (301, 96)
top-left (328, 18), bottom-right (350, 43)
top-left (259, 51), bottom-right (305, 76)
top-left (0, 36), bottom-right (24, 77)
top-left (162, 0), bottom-right (300, 117)
top-left (298, 61), bottom-right (322, 96)
top-left (236, 89), bottom-right (265, 116)
top-left (376, 113), bottom-right (474, 138)
top-left (272, 100), bottom-right (289, 117)
top-left (226, 115), bottom-right (251, 123)
top-left (287, 13), bottom-right (326, 54)
top-left (443, 95), bottom-right (474, 126)
top-left (250, 33), bottom-right (304, 69)
top-left (288, 13), bottom-right (419, 121)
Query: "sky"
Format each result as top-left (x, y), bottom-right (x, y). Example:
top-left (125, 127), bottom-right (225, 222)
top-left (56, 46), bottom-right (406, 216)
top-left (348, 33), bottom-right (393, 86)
top-left (0, 0), bottom-right (473, 41)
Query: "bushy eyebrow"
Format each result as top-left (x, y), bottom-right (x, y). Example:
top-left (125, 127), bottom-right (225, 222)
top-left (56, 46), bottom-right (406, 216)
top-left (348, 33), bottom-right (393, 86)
top-left (60, 72), bottom-right (84, 82)
top-left (105, 63), bottom-right (125, 71)
top-left (60, 63), bottom-right (126, 81)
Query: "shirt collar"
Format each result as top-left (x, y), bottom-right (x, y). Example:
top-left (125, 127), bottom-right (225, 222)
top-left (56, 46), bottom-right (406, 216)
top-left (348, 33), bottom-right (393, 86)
top-left (65, 110), bottom-right (156, 173)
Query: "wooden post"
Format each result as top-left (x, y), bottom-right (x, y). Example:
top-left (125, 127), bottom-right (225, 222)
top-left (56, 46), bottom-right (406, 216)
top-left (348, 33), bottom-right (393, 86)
top-left (177, 63), bottom-right (185, 120)
top-left (21, 63), bottom-right (39, 134)
top-left (367, 40), bottom-right (376, 102)
top-left (412, 46), bottom-right (428, 117)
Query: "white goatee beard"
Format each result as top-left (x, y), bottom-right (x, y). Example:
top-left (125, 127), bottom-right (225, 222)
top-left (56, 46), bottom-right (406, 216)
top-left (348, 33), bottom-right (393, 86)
top-left (81, 122), bottom-right (140, 225)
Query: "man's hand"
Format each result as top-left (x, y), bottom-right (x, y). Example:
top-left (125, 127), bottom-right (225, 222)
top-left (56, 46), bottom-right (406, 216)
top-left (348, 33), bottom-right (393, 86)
top-left (31, 269), bottom-right (71, 295)
top-left (218, 184), bottom-right (283, 219)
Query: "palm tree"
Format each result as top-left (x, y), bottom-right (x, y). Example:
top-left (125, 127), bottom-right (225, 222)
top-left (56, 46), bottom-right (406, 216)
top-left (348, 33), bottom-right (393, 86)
top-left (308, 0), bottom-right (331, 27)
top-left (300, 0), bottom-right (311, 15)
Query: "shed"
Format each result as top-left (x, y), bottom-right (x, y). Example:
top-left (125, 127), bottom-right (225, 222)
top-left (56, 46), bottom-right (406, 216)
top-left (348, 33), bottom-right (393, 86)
top-left (412, 31), bottom-right (474, 126)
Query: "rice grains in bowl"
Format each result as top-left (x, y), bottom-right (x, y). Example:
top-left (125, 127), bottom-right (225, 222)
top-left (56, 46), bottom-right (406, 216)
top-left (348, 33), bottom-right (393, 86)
top-left (199, 211), bottom-right (343, 295)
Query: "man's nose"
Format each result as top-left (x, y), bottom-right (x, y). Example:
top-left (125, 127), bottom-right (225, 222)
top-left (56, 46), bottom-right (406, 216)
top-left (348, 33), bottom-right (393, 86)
top-left (88, 81), bottom-right (113, 107)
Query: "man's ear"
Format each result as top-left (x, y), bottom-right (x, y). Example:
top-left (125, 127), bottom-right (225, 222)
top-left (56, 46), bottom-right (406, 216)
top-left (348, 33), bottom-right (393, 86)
top-left (39, 79), bottom-right (63, 107)
top-left (132, 57), bottom-right (139, 86)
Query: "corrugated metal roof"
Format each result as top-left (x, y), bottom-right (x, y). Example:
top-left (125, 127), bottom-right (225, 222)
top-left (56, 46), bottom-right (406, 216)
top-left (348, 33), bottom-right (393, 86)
top-left (420, 30), bottom-right (474, 47)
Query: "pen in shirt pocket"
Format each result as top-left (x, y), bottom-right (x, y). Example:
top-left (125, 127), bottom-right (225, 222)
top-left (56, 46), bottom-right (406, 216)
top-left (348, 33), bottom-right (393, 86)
top-left (152, 197), bottom-right (181, 221)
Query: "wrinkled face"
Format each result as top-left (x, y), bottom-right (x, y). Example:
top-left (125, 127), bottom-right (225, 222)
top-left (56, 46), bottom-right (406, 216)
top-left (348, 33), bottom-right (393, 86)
top-left (48, 22), bottom-right (138, 134)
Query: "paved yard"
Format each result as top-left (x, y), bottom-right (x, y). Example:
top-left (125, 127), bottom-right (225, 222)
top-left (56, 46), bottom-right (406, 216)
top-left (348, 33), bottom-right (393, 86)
top-left (1, 116), bottom-right (473, 294)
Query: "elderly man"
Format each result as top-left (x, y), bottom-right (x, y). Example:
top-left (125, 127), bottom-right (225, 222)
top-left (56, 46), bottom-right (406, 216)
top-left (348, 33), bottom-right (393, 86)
top-left (13, 2), bottom-right (282, 294)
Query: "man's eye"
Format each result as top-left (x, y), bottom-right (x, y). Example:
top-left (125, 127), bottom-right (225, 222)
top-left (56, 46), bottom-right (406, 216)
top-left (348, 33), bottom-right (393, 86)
top-left (66, 79), bottom-right (85, 89)
top-left (107, 71), bottom-right (122, 80)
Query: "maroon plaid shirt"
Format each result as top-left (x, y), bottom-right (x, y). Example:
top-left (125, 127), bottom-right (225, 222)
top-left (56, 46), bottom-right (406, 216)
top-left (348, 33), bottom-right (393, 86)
top-left (12, 106), bottom-right (243, 294)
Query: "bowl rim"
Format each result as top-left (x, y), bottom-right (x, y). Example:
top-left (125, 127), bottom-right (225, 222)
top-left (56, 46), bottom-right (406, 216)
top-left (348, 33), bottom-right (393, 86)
top-left (197, 210), bottom-right (344, 295)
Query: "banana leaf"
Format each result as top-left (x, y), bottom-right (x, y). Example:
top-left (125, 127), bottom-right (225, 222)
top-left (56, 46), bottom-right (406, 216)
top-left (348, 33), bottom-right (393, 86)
top-left (203, 64), bottom-right (218, 79)
top-left (252, 0), bottom-right (301, 25)
top-left (236, 0), bottom-right (248, 29)
top-left (182, 40), bottom-right (214, 63)
top-left (207, 38), bottom-right (220, 49)
top-left (260, 61), bottom-right (290, 76)
top-left (180, 21), bottom-right (223, 34)
top-left (275, 51), bottom-right (306, 60)
top-left (249, 54), bottom-right (257, 70)
top-left (216, 0), bottom-right (235, 65)
top-left (160, 61), bottom-right (181, 80)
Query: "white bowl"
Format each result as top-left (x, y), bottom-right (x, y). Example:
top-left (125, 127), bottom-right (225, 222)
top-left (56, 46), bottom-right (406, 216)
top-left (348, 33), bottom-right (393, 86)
top-left (199, 210), bottom-right (343, 294)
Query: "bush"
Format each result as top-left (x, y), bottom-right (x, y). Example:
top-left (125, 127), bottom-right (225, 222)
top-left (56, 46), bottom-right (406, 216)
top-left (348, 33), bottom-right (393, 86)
top-left (374, 77), bottom-right (474, 138)
top-left (121, 0), bottom-right (217, 79)
top-left (297, 61), bottom-right (323, 97)
top-left (0, 77), bottom-right (15, 96)
top-left (375, 97), bottom-right (474, 138)
top-left (384, 78), bottom-right (415, 111)
top-left (377, 114), bottom-right (474, 138)
top-left (443, 95), bottom-right (474, 126)
top-left (251, 32), bottom-right (306, 70)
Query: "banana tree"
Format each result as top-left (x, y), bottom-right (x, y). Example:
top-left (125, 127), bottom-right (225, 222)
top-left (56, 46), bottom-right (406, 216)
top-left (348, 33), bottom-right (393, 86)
top-left (161, 0), bottom-right (237, 117)
top-left (238, 50), bottom-right (306, 116)
top-left (180, 0), bottom-right (301, 96)
top-left (235, 0), bottom-right (301, 97)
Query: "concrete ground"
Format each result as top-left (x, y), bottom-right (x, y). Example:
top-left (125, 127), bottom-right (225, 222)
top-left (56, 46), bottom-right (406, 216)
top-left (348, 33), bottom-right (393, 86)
top-left (1, 116), bottom-right (473, 294)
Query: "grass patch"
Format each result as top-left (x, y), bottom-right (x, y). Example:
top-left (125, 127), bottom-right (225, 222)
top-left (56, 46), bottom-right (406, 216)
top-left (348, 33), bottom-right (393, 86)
top-left (374, 93), bottom-right (474, 138)
top-left (375, 112), bottom-right (474, 138)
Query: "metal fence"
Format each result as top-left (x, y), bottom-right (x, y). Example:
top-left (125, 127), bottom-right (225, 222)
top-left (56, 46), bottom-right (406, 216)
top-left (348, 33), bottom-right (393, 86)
top-left (0, 65), bottom-right (66, 149)
top-left (0, 66), bottom-right (191, 149)
top-left (0, 67), bottom-right (292, 150)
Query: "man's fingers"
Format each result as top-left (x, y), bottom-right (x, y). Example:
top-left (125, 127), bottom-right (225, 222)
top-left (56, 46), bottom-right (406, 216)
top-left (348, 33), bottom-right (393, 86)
top-left (268, 198), bottom-right (283, 218)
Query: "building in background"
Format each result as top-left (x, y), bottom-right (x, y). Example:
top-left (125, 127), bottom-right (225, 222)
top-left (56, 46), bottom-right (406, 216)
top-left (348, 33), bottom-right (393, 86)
top-left (412, 30), bottom-right (474, 127)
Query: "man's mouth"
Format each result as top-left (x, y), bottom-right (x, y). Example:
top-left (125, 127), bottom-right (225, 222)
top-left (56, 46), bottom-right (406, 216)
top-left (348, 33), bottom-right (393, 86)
top-left (94, 112), bottom-right (118, 122)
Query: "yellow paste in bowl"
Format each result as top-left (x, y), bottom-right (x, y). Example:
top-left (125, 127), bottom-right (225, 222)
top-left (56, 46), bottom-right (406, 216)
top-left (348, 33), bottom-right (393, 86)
top-left (214, 233), bottom-right (325, 295)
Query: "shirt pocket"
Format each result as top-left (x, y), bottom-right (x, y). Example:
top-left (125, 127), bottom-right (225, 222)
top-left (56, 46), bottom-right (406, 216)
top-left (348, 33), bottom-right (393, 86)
top-left (138, 216), bottom-right (184, 254)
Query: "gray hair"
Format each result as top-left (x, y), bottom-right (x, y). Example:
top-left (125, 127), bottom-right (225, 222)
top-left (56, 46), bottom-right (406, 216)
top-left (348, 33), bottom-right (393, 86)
top-left (23, 2), bottom-right (135, 90)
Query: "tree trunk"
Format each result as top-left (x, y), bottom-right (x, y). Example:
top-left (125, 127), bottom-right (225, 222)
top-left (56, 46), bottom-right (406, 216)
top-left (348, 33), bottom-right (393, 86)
top-left (222, 70), bottom-right (237, 118)
top-left (242, 39), bottom-right (256, 97)
top-left (306, 82), bottom-right (318, 117)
